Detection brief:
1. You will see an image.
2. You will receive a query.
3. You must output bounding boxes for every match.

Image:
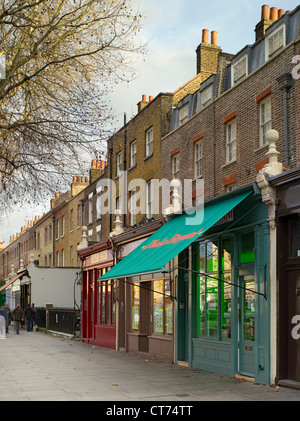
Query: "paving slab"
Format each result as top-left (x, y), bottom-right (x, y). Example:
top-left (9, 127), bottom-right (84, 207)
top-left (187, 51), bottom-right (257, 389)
top-left (1, 331), bottom-right (300, 402)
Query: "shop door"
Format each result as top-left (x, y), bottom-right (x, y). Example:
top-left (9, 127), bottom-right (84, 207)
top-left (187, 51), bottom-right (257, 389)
top-left (87, 270), bottom-right (94, 340)
top-left (287, 269), bottom-right (300, 382)
top-left (238, 274), bottom-right (256, 377)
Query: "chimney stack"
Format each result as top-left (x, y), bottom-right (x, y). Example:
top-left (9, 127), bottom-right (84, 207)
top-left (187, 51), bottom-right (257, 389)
top-left (269, 7), bottom-right (278, 20)
top-left (137, 94), bottom-right (149, 113)
top-left (255, 4), bottom-right (284, 41)
top-left (196, 29), bottom-right (221, 75)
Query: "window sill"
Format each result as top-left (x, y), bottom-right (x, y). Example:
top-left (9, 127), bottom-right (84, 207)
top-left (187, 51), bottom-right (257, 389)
top-left (128, 164), bottom-right (137, 171)
top-left (221, 159), bottom-right (237, 169)
top-left (144, 152), bottom-right (153, 161)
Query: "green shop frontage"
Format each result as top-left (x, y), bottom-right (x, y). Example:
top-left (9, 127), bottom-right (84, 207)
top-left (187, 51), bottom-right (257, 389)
top-left (100, 184), bottom-right (271, 384)
top-left (176, 187), bottom-right (270, 384)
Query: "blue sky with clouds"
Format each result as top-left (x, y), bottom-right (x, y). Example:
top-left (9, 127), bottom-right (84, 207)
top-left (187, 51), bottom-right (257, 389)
top-left (110, 0), bottom-right (300, 122)
top-left (1, 0), bottom-right (299, 244)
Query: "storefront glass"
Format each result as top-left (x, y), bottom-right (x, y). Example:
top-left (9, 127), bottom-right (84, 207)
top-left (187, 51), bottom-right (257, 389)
top-left (153, 280), bottom-right (173, 336)
top-left (97, 268), bottom-right (116, 326)
top-left (197, 239), bottom-right (232, 339)
top-left (131, 283), bottom-right (140, 331)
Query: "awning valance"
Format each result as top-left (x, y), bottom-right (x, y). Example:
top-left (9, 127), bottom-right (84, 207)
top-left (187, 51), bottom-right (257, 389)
top-left (99, 190), bottom-right (252, 281)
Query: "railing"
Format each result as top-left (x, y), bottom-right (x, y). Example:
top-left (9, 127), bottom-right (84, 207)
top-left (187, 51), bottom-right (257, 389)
top-left (35, 307), bottom-right (80, 336)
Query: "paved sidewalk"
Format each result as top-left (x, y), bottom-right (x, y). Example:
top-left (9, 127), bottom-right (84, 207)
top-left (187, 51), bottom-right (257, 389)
top-left (0, 330), bottom-right (299, 402)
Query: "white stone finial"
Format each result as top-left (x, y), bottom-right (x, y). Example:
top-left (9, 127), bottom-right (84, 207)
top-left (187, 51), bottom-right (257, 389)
top-left (110, 209), bottom-right (123, 237)
top-left (77, 225), bottom-right (88, 250)
top-left (263, 129), bottom-right (282, 175)
top-left (170, 179), bottom-right (182, 213)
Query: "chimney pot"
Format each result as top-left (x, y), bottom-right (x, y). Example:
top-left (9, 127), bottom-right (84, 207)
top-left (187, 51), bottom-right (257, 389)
top-left (73, 176), bottom-right (77, 182)
top-left (142, 94), bottom-right (147, 102)
top-left (100, 160), bottom-right (104, 169)
top-left (81, 176), bottom-right (84, 182)
top-left (269, 7), bottom-right (278, 21)
top-left (96, 160), bottom-right (100, 169)
top-left (55, 192), bottom-right (59, 199)
top-left (202, 29), bottom-right (209, 43)
top-left (149, 95), bottom-right (153, 102)
top-left (211, 31), bottom-right (217, 45)
top-left (85, 176), bottom-right (89, 183)
top-left (278, 9), bottom-right (284, 18)
top-left (261, 4), bottom-right (269, 20)
top-left (91, 159), bottom-right (96, 169)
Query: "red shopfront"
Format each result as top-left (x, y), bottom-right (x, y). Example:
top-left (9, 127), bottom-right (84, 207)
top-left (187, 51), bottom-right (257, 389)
top-left (79, 241), bottom-right (115, 349)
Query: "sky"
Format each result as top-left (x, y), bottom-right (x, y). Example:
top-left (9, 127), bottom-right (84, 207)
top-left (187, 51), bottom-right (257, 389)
top-left (1, 0), bottom-right (299, 245)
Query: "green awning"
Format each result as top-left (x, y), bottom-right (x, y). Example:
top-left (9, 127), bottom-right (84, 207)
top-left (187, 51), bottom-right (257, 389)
top-left (100, 190), bottom-right (252, 281)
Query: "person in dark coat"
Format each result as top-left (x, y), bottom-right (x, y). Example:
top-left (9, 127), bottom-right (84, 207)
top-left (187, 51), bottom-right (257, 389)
top-left (12, 304), bottom-right (24, 334)
top-left (24, 303), bottom-right (34, 332)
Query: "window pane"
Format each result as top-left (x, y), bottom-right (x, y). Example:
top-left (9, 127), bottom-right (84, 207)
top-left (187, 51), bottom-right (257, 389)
top-left (153, 280), bottom-right (164, 334)
top-left (197, 274), bottom-right (206, 336)
top-left (165, 280), bottom-right (173, 335)
top-left (221, 273), bottom-right (232, 338)
top-left (206, 276), bottom-right (218, 337)
top-left (243, 278), bottom-right (255, 341)
top-left (291, 217), bottom-right (300, 258)
top-left (131, 283), bottom-right (139, 331)
top-left (221, 239), bottom-right (231, 271)
top-left (240, 232), bottom-right (254, 263)
top-left (206, 241), bottom-right (218, 272)
top-left (199, 242), bottom-right (206, 272)
top-left (107, 281), bottom-right (111, 325)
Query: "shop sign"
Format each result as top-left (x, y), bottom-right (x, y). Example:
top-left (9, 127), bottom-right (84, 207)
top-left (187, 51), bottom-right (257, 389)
top-left (120, 237), bottom-right (148, 258)
top-left (83, 249), bottom-right (113, 268)
top-left (215, 209), bottom-right (234, 225)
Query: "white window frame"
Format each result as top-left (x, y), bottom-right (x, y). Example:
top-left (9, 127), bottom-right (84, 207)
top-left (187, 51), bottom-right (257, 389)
top-left (56, 251), bottom-right (59, 267)
top-left (226, 119), bottom-right (237, 163)
top-left (117, 151), bottom-right (123, 177)
top-left (96, 185), bottom-right (102, 219)
top-left (172, 154), bottom-right (180, 179)
top-left (96, 225), bottom-right (101, 242)
top-left (265, 23), bottom-right (286, 60)
top-left (88, 229), bottom-right (93, 242)
top-left (259, 96), bottom-right (272, 147)
top-left (130, 188), bottom-right (137, 226)
top-left (61, 215), bottom-right (65, 237)
top-left (201, 85), bottom-right (213, 107)
top-left (145, 127), bottom-right (153, 157)
top-left (179, 103), bottom-right (189, 125)
top-left (56, 218), bottom-right (59, 240)
top-left (146, 180), bottom-right (153, 219)
top-left (231, 55), bottom-right (248, 86)
top-left (130, 140), bottom-right (137, 167)
top-left (61, 249), bottom-right (64, 267)
top-left (88, 192), bottom-right (93, 224)
top-left (194, 141), bottom-right (203, 178)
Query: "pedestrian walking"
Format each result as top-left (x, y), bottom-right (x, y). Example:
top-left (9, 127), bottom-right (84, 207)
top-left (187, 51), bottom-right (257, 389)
top-left (4, 304), bottom-right (10, 333)
top-left (24, 303), bottom-right (34, 332)
top-left (0, 306), bottom-right (6, 339)
top-left (12, 304), bottom-right (24, 334)
top-left (32, 303), bottom-right (37, 331)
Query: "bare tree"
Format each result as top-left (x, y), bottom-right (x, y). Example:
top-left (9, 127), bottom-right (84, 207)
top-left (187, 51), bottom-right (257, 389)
top-left (0, 0), bottom-right (145, 211)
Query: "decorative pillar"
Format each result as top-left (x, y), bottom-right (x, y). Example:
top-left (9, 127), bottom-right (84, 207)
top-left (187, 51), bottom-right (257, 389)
top-left (256, 129), bottom-right (283, 386)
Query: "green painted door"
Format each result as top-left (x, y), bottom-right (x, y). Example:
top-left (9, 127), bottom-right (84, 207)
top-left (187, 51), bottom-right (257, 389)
top-left (238, 274), bottom-right (256, 377)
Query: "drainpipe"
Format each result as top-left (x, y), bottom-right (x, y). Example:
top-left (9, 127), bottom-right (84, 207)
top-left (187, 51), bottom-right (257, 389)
top-left (109, 144), bottom-right (113, 233)
top-left (52, 215), bottom-right (55, 267)
top-left (276, 70), bottom-right (294, 167)
top-left (123, 113), bottom-right (127, 225)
